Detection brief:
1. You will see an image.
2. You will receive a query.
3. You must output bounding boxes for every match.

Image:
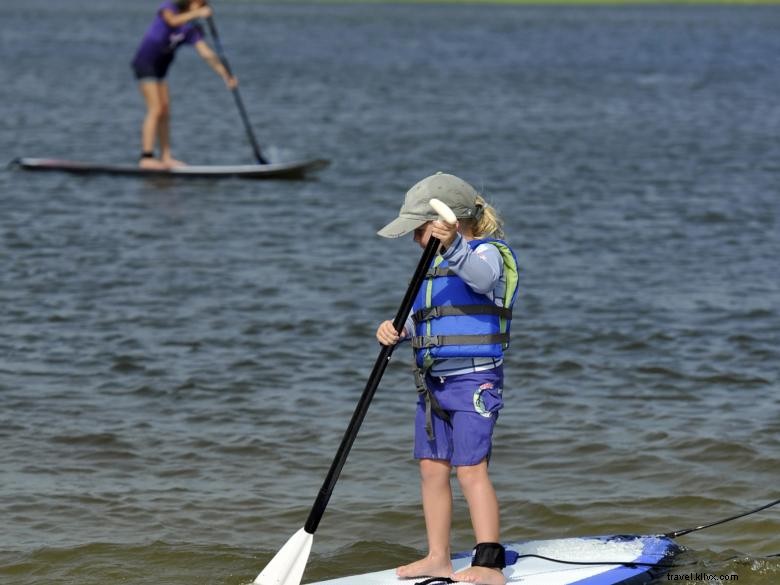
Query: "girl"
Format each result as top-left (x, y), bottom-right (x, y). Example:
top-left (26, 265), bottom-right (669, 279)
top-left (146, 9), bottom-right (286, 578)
top-left (376, 172), bottom-right (519, 585)
top-left (131, 0), bottom-right (236, 169)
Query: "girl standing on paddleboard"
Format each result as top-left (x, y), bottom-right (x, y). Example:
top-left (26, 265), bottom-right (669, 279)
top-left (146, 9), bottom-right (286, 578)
top-left (376, 172), bottom-right (519, 585)
top-left (131, 0), bottom-right (236, 169)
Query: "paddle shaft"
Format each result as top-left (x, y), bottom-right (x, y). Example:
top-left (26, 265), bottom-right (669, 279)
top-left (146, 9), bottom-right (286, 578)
top-left (206, 17), bottom-right (269, 165)
top-left (303, 235), bottom-right (441, 534)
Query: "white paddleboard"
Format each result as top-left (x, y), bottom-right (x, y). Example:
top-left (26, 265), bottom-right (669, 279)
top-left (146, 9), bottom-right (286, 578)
top-left (306, 535), bottom-right (678, 585)
top-left (11, 157), bottom-right (329, 180)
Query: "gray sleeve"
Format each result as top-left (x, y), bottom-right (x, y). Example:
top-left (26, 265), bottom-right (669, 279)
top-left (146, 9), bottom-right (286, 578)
top-left (441, 235), bottom-right (502, 294)
top-left (402, 313), bottom-right (415, 340)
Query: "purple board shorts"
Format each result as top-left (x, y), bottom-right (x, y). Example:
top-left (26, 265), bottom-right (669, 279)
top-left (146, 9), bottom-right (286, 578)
top-left (414, 366), bottom-right (504, 466)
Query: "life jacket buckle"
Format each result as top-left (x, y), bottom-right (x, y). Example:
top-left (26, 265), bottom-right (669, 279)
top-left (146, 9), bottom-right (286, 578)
top-left (412, 335), bottom-right (441, 349)
top-left (413, 306), bottom-right (441, 322)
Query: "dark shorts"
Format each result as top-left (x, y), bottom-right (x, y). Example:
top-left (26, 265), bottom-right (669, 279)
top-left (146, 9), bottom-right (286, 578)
top-left (131, 55), bottom-right (173, 81)
top-left (414, 366), bottom-right (504, 467)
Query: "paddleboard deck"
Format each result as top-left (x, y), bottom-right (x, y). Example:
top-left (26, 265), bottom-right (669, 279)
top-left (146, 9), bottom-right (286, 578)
top-left (10, 157), bottom-right (329, 180)
top-left (306, 535), bottom-right (679, 585)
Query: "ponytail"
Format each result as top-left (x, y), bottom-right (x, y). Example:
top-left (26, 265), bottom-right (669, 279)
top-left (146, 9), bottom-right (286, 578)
top-left (470, 195), bottom-right (504, 240)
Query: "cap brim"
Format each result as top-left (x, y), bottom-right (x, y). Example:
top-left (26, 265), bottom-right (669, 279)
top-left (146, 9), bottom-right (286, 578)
top-left (377, 216), bottom-right (428, 239)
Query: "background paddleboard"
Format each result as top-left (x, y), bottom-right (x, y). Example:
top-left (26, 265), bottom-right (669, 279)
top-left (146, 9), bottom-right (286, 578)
top-left (307, 535), bottom-right (679, 585)
top-left (10, 157), bottom-right (329, 180)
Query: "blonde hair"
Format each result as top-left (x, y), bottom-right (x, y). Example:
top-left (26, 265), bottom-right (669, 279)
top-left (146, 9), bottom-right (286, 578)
top-left (465, 195), bottom-right (504, 240)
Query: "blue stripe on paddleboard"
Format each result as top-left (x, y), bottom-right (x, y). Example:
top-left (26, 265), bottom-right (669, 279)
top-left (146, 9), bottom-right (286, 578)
top-left (566, 536), bottom-right (678, 585)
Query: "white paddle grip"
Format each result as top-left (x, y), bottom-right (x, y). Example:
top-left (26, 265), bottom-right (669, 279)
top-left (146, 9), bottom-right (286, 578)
top-left (429, 198), bottom-right (457, 225)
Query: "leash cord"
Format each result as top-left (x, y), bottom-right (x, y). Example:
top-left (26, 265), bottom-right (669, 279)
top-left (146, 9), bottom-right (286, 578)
top-left (664, 498), bottom-right (780, 538)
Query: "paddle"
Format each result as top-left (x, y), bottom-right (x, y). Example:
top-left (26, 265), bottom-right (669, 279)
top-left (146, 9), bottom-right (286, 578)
top-left (205, 15), bottom-right (269, 165)
top-left (254, 199), bottom-right (458, 585)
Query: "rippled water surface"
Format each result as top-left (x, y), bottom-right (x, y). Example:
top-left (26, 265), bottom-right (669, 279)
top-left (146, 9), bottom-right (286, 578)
top-left (1, 2), bottom-right (779, 584)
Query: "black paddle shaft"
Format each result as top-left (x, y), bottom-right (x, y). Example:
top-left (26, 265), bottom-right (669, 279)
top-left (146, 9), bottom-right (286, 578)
top-left (304, 235), bottom-right (441, 534)
top-left (206, 17), bottom-right (269, 165)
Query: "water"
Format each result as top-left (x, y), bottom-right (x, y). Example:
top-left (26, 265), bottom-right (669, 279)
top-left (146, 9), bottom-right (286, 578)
top-left (1, 1), bottom-right (779, 584)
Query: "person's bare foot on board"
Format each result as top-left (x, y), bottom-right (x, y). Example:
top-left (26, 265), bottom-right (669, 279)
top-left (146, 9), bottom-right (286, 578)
top-left (139, 157), bottom-right (167, 170)
top-left (162, 157), bottom-right (186, 169)
top-left (396, 554), bottom-right (453, 580)
top-left (451, 565), bottom-right (506, 585)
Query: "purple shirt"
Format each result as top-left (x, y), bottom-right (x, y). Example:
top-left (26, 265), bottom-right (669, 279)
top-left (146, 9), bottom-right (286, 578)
top-left (132, 1), bottom-right (203, 71)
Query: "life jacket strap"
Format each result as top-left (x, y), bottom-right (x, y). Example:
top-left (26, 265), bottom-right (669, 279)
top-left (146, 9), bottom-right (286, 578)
top-left (411, 333), bottom-right (509, 349)
top-left (413, 305), bottom-right (512, 322)
top-left (414, 368), bottom-right (451, 441)
top-left (426, 267), bottom-right (456, 278)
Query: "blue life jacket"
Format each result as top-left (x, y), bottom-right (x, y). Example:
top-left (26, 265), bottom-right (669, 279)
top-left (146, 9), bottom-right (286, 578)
top-left (411, 238), bottom-right (519, 369)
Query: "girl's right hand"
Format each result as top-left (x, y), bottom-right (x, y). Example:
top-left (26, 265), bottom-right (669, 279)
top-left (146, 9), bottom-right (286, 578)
top-left (198, 6), bottom-right (213, 19)
top-left (376, 320), bottom-right (405, 346)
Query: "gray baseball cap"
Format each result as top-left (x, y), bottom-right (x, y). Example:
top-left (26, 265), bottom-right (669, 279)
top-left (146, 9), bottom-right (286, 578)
top-left (377, 172), bottom-right (481, 238)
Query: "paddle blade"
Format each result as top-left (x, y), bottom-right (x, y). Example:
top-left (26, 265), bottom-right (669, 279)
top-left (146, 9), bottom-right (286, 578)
top-left (254, 528), bottom-right (314, 585)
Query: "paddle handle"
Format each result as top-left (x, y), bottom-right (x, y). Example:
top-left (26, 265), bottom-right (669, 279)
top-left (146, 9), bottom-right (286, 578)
top-left (206, 17), bottom-right (269, 165)
top-left (304, 200), bottom-right (454, 534)
top-left (387, 199), bottom-right (455, 335)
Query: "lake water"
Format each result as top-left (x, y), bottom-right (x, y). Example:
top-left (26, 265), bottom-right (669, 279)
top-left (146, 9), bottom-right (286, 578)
top-left (1, 1), bottom-right (778, 584)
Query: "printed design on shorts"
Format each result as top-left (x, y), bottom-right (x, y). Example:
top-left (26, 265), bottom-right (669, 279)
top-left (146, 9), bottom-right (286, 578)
top-left (473, 382), bottom-right (502, 418)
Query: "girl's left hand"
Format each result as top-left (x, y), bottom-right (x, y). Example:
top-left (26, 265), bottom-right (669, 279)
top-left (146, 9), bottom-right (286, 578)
top-left (430, 219), bottom-right (458, 250)
top-left (225, 74), bottom-right (238, 89)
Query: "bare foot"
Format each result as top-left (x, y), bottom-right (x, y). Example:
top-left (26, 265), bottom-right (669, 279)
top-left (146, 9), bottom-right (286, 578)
top-left (396, 555), bottom-right (453, 579)
top-left (161, 157), bottom-right (186, 169)
top-left (451, 566), bottom-right (506, 585)
top-left (139, 157), bottom-right (167, 170)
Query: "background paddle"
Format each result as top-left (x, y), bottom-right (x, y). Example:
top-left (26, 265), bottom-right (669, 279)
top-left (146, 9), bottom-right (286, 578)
top-left (205, 16), bottom-right (269, 165)
top-left (254, 199), bottom-right (458, 585)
